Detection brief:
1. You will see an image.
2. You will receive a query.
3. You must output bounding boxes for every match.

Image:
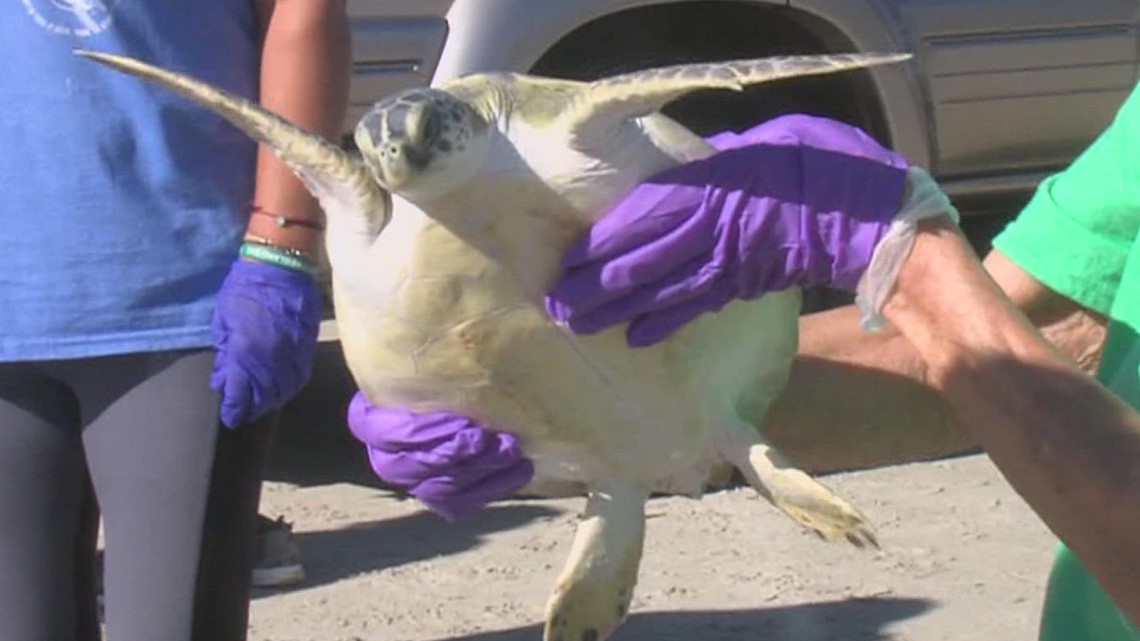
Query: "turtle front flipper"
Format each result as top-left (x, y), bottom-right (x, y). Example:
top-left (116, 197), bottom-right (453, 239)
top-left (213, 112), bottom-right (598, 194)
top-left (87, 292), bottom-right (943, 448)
top-left (562, 52), bottom-right (911, 149)
top-left (74, 49), bottom-right (391, 241)
top-left (544, 480), bottom-right (648, 641)
top-left (719, 421), bottom-right (879, 549)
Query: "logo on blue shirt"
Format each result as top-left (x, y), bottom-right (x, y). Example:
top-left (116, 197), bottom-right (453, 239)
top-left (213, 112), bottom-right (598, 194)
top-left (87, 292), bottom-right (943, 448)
top-left (21, 0), bottom-right (116, 37)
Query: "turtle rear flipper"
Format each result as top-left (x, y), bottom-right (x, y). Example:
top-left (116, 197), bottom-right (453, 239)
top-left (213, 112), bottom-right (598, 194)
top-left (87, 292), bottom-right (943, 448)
top-left (562, 52), bottom-right (912, 149)
top-left (544, 480), bottom-right (648, 641)
top-left (720, 420), bottom-right (879, 548)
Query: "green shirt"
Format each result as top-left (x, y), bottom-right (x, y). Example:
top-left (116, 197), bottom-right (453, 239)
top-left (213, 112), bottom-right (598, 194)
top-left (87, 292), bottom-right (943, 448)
top-left (991, 80), bottom-right (1140, 640)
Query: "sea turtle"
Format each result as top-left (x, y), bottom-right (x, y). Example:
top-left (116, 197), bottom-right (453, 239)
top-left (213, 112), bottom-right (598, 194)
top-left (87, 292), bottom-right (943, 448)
top-left (78, 48), bottom-right (910, 641)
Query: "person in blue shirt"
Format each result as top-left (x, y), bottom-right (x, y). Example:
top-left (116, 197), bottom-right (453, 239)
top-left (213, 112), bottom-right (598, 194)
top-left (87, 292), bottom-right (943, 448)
top-left (0, 1), bottom-right (349, 640)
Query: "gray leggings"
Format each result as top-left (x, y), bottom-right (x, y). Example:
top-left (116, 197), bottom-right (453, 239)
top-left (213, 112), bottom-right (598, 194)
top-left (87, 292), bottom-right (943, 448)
top-left (0, 349), bottom-right (258, 641)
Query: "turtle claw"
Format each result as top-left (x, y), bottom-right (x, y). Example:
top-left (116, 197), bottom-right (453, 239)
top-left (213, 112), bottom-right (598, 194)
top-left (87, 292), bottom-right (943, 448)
top-left (769, 485), bottom-right (880, 549)
top-left (544, 577), bottom-right (633, 641)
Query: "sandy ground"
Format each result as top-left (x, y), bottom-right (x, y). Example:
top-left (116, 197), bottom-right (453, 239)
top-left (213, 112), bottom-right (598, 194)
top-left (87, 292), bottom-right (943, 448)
top-left (249, 452), bottom-right (1056, 641)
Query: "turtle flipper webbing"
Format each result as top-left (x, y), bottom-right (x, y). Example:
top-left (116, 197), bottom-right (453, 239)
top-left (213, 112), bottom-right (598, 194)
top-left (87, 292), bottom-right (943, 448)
top-left (563, 52), bottom-right (911, 149)
top-left (74, 49), bottom-right (391, 236)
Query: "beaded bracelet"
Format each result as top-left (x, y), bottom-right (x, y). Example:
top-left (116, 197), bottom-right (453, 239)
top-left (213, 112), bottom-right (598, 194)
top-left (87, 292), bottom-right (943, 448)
top-left (239, 241), bottom-right (318, 275)
top-left (242, 234), bottom-right (315, 261)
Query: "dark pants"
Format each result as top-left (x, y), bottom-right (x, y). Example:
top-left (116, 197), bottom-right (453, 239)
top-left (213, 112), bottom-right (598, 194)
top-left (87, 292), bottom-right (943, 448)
top-left (192, 405), bottom-right (277, 641)
top-left (0, 349), bottom-right (276, 641)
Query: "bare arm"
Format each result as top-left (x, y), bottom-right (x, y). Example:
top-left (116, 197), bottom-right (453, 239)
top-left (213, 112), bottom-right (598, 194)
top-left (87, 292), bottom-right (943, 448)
top-left (982, 248), bottom-right (1107, 373)
top-left (760, 304), bottom-right (968, 473)
top-left (880, 217), bottom-right (1140, 619)
top-left (246, 0), bottom-right (351, 255)
top-left (762, 246), bottom-right (1107, 473)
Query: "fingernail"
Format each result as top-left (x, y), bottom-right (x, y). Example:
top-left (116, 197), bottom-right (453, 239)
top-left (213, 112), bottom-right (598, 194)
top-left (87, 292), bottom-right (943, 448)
top-left (544, 296), bottom-right (569, 322)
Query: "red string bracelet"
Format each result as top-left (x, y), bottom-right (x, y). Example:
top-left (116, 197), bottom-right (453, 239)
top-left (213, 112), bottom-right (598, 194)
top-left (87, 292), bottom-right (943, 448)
top-left (250, 204), bottom-right (326, 232)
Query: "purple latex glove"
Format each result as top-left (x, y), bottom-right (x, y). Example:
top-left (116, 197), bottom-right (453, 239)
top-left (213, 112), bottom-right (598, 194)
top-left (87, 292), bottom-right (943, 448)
top-left (545, 113), bottom-right (909, 347)
top-left (211, 259), bottom-right (322, 428)
top-left (347, 392), bottom-right (535, 521)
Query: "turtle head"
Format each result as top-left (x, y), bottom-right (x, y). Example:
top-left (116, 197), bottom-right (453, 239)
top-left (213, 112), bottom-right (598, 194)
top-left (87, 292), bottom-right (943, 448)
top-left (354, 87), bottom-right (491, 202)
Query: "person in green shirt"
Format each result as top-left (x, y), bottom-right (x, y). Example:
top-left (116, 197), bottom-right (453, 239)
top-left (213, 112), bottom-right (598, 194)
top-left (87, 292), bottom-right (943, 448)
top-left (349, 88), bottom-right (1140, 636)
top-left (987, 79), bottom-right (1140, 641)
top-left (541, 96), bottom-right (1140, 636)
top-left (554, 95), bottom-right (1140, 634)
top-left (549, 97), bottom-right (1140, 636)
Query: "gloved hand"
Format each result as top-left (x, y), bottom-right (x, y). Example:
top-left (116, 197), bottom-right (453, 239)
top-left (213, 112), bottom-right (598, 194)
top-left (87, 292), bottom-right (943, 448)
top-left (211, 258), bottom-right (323, 428)
top-left (346, 392), bottom-right (535, 521)
top-left (545, 113), bottom-right (911, 347)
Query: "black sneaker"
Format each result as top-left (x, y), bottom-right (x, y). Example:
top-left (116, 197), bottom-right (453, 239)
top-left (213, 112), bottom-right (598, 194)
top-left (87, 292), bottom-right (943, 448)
top-left (252, 514), bottom-right (305, 588)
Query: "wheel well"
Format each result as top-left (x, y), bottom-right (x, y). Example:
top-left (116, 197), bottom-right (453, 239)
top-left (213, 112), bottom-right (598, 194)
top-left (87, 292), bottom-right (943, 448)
top-left (530, 0), bottom-right (891, 144)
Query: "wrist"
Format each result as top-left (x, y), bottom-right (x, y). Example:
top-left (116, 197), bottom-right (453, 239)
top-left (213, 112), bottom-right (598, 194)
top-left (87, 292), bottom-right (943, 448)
top-left (880, 218), bottom-right (1044, 382)
top-left (855, 166), bottom-right (960, 331)
top-left (245, 202), bottom-right (325, 256)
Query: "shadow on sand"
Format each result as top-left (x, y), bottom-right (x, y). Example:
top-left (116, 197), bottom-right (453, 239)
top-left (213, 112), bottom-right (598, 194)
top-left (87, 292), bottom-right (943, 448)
top-left (252, 502), bottom-right (564, 595)
top-left (432, 597), bottom-right (935, 641)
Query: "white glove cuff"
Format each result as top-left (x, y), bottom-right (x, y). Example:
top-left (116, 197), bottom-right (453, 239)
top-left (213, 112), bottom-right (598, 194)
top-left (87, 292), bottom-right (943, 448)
top-left (855, 165), bottom-right (961, 332)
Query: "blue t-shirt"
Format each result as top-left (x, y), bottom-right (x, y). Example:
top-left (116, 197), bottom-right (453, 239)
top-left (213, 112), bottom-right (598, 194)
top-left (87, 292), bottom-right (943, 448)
top-left (0, 0), bottom-right (260, 361)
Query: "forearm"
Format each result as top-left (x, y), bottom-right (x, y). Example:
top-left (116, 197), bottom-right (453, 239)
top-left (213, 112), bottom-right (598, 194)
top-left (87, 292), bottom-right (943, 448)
top-left (763, 249), bottom-right (1106, 474)
top-left (762, 304), bottom-right (974, 473)
top-left (248, 0), bottom-right (350, 254)
top-left (883, 218), bottom-right (1140, 619)
top-left (980, 249), bottom-right (1108, 374)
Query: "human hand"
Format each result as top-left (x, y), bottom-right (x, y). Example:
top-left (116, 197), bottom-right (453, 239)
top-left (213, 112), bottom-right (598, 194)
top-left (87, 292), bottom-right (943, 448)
top-left (545, 113), bottom-right (910, 347)
top-left (346, 392), bottom-right (535, 521)
top-left (210, 258), bottom-right (322, 428)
